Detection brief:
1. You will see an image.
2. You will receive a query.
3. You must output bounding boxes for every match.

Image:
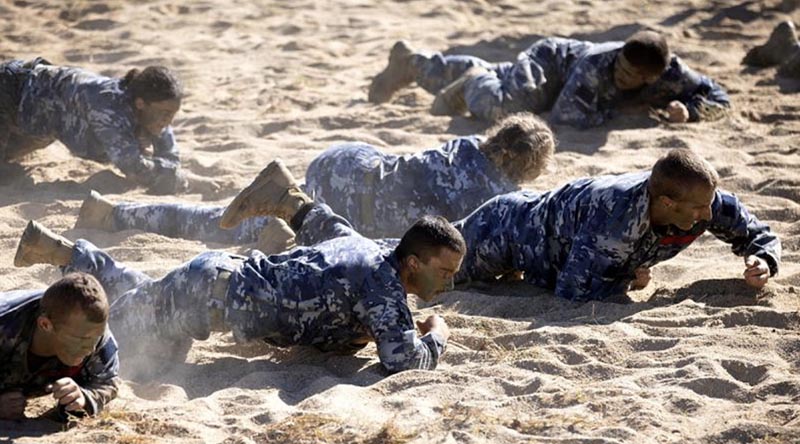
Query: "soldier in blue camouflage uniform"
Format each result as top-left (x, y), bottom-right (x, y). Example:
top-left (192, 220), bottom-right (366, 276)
top-left (451, 149), bottom-right (780, 302)
top-left (0, 274), bottom-right (120, 420)
top-left (0, 59), bottom-right (215, 194)
top-left (369, 30), bottom-right (730, 128)
top-left (75, 113), bottom-right (554, 240)
top-left (16, 165), bottom-right (465, 374)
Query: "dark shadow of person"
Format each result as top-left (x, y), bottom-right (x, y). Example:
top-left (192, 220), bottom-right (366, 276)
top-left (122, 340), bottom-right (386, 406)
top-left (647, 278), bottom-right (769, 308)
top-left (0, 416), bottom-right (64, 442)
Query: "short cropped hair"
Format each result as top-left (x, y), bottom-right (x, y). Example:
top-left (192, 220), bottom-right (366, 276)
top-left (41, 273), bottom-right (109, 325)
top-left (121, 66), bottom-right (183, 103)
top-left (649, 149), bottom-right (719, 200)
top-left (622, 31), bottom-right (670, 74)
top-left (395, 216), bottom-right (466, 263)
top-left (480, 113), bottom-right (555, 183)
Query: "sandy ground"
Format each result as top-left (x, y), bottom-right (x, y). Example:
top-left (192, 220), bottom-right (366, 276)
top-left (1, 0), bottom-right (799, 443)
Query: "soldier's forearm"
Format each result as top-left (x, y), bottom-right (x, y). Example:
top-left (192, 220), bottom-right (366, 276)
top-left (80, 377), bottom-right (121, 415)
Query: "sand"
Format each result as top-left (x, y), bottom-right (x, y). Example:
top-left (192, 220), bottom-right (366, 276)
top-left (1, 0), bottom-right (799, 443)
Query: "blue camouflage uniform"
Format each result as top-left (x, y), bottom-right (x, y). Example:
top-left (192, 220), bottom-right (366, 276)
top-left (305, 137), bottom-right (517, 238)
top-left (0, 290), bottom-right (120, 416)
top-left (413, 37), bottom-right (730, 127)
top-left (0, 58), bottom-right (186, 193)
top-left (63, 204), bottom-right (445, 373)
top-left (106, 201), bottom-right (270, 245)
top-left (452, 172), bottom-right (781, 302)
top-left (99, 136), bottom-right (516, 242)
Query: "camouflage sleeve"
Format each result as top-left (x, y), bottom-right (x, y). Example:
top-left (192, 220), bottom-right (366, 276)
top-left (549, 61), bottom-right (609, 129)
top-left (151, 126), bottom-right (180, 164)
top-left (554, 226), bottom-right (635, 302)
top-left (357, 269), bottom-right (446, 373)
top-left (644, 57), bottom-right (730, 122)
top-left (706, 190), bottom-right (781, 276)
top-left (76, 330), bottom-right (121, 415)
top-left (87, 111), bottom-right (187, 193)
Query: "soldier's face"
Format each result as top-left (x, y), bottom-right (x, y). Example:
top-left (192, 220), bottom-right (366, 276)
top-left (135, 98), bottom-right (181, 136)
top-left (661, 184), bottom-right (715, 231)
top-left (408, 248), bottom-right (463, 302)
top-left (614, 54), bottom-right (663, 90)
top-left (41, 310), bottom-right (106, 367)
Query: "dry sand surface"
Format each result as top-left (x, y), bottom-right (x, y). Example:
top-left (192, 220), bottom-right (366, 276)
top-left (1, 0), bottom-right (800, 442)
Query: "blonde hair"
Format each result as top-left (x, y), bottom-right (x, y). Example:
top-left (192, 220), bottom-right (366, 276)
top-left (480, 112), bottom-right (555, 183)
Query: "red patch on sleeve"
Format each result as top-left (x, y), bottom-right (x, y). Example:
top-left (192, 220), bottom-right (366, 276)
top-left (38, 364), bottom-right (83, 380)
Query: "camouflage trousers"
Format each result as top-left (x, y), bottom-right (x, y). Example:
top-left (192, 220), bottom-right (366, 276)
top-left (110, 202), bottom-right (272, 245)
top-left (64, 240), bottom-right (243, 357)
top-left (412, 42), bottom-right (555, 121)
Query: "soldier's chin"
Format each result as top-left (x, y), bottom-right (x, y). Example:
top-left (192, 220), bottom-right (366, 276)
top-left (59, 354), bottom-right (85, 367)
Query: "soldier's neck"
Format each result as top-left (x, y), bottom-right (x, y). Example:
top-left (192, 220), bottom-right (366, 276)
top-left (29, 326), bottom-right (55, 358)
top-left (648, 202), bottom-right (669, 229)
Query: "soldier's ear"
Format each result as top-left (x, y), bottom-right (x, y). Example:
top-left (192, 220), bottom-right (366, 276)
top-left (134, 97), bottom-right (146, 110)
top-left (407, 255), bottom-right (421, 272)
top-left (659, 195), bottom-right (674, 208)
top-left (37, 315), bottom-right (55, 333)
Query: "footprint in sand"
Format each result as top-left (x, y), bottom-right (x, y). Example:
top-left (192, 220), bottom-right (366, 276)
top-left (720, 360), bottom-right (769, 386)
top-left (680, 377), bottom-right (754, 403)
top-left (628, 337), bottom-right (680, 352)
top-left (73, 18), bottom-right (118, 31)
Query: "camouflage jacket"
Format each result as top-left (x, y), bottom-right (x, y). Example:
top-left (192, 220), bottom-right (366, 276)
top-left (454, 172), bottom-right (780, 301)
top-left (304, 137), bottom-right (518, 238)
top-left (0, 290), bottom-right (120, 415)
top-left (15, 60), bottom-right (185, 192)
top-left (518, 39), bottom-right (731, 128)
top-left (226, 204), bottom-right (446, 373)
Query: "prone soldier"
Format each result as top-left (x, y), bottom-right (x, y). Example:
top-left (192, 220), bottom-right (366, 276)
top-left (0, 273), bottom-right (120, 420)
top-left (74, 113), bottom-right (554, 244)
top-left (0, 59), bottom-right (216, 194)
top-left (369, 31), bottom-right (730, 128)
top-left (15, 160), bottom-right (465, 374)
top-left (449, 148), bottom-right (780, 301)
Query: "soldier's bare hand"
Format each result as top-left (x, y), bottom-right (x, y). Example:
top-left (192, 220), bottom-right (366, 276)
top-left (416, 315), bottom-right (450, 342)
top-left (744, 255), bottom-right (770, 289)
top-left (48, 378), bottom-right (86, 412)
top-left (666, 101), bottom-right (689, 123)
top-left (0, 391), bottom-right (27, 420)
top-left (629, 267), bottom-right (652, 291)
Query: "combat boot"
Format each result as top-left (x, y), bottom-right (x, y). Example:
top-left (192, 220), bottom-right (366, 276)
top-left (256, 218), bottom-right (297, 255)
top-left (14, 221), bottom-right (74, 267)
top-left (368, 40), bottom-right (417, 103)
top-left (74, 190), bottom-right (114, 230)
top-left (219, 159), bottom-right (312, 229)
top-left (430, 66), bottom-right (488, 116)
top-left (743, 20), bottom-right (800, 67)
